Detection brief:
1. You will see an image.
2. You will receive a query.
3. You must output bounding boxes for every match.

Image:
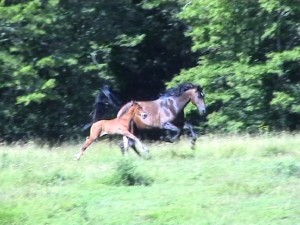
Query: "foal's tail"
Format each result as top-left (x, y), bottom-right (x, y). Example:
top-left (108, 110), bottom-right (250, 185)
top-left (117, 102), bottom-right (132, 118)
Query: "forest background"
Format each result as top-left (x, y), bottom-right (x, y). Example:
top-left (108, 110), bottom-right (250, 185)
top-left (1, 0), bottom-right (300, 144)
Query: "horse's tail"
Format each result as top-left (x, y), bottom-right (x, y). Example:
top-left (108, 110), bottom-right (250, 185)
top-left (117, 102), bottom-right (131, 118)
top-left (83, 85), bottom-right (121, 131)
top-left (82, 122), bottom-right (92, 131)
top-left (101, 85), bottom-right (121, 107)
top-left (92, 86), bottom-right (121, 122)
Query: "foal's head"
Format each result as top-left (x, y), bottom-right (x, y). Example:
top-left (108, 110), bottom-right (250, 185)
top-left (129, 101), bottom-right (147, 119)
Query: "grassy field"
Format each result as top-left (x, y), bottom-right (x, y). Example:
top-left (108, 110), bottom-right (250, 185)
top-left (1, 133), bottom-right (300, 225)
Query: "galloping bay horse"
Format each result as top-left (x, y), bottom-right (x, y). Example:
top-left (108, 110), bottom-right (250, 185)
top-left (117, 83), bottom-right (206, 149)
top-left (76, 101), bottom-right (149, 160)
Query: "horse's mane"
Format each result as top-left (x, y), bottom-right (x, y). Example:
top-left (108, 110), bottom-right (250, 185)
top-left (91, 85), bottom-right (121, 123)
top-left (159, 83), bottom-right (202, 98)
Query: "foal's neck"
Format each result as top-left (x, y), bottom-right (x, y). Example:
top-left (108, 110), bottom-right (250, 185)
top-left (120, 106), bottom-right (135, 120)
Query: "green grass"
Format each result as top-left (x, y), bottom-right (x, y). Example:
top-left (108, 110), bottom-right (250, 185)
top-left (1, 134), bottom-right (300, 225)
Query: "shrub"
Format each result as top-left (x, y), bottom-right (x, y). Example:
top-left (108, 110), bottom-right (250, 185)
top-left (107, 159), bottom-right (153, 186)
top-left (274, 160), bottom-right (300, 177)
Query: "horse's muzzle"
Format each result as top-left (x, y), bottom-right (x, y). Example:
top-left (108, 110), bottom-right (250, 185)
top-left (198, 108), bottom-right (206, 115)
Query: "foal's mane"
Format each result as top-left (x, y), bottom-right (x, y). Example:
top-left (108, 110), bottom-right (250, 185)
top-left (159, 83), bottom-right (202, 98)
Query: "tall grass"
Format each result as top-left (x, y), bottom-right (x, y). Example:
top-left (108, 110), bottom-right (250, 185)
top-left (0, 134), bottom-right (300, 225)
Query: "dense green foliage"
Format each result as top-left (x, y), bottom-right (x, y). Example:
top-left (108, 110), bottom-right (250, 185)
top-left (0, 0), bottom-right (195, 143)
top-left (169, 0), bottom-right (300, 132)
top-left (1, 0), bottom-right (300, 142)
top-left (1, 135), bottom-right (300, 224)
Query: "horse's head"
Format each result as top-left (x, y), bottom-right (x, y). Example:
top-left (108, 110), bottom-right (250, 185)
top-left (189, 85), bottom-right (206, 115)
top-left (131, 101), bottom-right (147, 119)
top-left (161, 83), bottom-right (206, 116)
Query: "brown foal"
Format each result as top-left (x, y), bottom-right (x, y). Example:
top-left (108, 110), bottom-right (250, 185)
top-left (76, 101), bottom-right (149, 160)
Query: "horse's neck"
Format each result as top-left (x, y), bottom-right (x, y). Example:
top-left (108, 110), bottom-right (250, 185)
top-left (172, 93), bottom-right (191, 111)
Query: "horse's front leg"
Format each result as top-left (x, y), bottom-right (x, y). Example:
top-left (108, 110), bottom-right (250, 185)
top-left (183, 122), bottom-right (197, 149)
top-left (162, 122), bottom-right (181, 142)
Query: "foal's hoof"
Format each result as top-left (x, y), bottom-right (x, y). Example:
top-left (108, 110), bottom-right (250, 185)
top-left (74, 154), bottom-right (81, 161)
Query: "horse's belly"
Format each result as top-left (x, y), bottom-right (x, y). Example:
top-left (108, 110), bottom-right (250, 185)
top-left (135, 122), bottom-right (153, 129)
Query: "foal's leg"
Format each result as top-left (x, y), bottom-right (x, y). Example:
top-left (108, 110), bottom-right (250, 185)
top-left (119, 139), bottom-right (141, 157)
top-left (123, 131), bottom-right (149, 158)
top-left (127, 138), bottom-right (141, 157)
top-left (122, 136), bottom-right (129, 157)
top-left (122, 136), bottom-right (141, 157)
top-left (120, 123), bottom-right (141, 157)
top-left (76, 125), bottom-right (102, 160)
top-left (76, 136), bottom-right (96, 160)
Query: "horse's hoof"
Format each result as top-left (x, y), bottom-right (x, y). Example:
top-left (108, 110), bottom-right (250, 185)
top-left (164, 137), bottom-right (174, 143)
top-left (143, 154), bottom-right (152, 160)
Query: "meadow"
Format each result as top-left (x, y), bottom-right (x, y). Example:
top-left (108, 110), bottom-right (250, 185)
top-left (1, 133), bottom-right (300, 225)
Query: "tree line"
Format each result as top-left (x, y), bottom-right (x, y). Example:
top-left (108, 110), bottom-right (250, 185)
top-left (0, 0), bottom-right (299, 143)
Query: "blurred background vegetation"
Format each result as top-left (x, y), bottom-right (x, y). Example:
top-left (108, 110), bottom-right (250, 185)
top-left (1, 0), bottom-right (300, 143)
